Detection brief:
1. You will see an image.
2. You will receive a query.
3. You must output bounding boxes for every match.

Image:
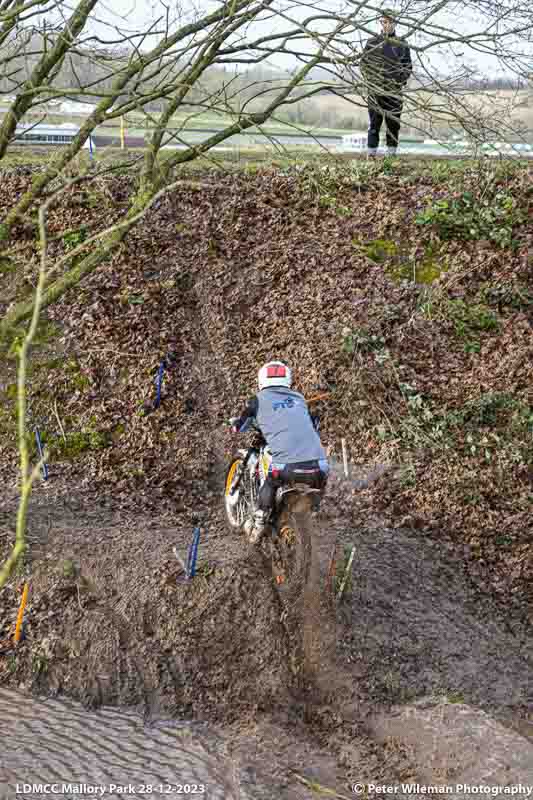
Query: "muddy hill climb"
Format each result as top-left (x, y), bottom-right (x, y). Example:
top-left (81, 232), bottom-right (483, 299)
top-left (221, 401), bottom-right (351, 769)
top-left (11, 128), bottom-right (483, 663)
top-left (1, 158), bottom-right (533, 797)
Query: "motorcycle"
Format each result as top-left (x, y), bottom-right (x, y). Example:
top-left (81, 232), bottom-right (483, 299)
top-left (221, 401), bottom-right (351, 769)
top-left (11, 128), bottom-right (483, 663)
top-left (224, 414), bottom-right (323, 596)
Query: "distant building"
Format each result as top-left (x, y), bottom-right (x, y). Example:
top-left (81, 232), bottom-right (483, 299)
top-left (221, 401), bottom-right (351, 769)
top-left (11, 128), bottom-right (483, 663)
top-left (59, 101), bottom-right (95, 115)
top-left (13, 122), bottom-right (94, 150)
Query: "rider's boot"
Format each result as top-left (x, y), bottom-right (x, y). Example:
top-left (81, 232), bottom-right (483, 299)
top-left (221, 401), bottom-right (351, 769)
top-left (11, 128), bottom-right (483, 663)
top-left (248, 510), bottom-right (268, 545)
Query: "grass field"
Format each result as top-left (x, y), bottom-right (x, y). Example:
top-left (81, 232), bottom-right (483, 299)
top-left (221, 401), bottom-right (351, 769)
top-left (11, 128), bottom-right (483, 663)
top-left (309, 88), bottom-right (533, 141)
top-left (0, 103), bottom-right (353, 139)
top-left (3, 86), bottom-right (532, 142)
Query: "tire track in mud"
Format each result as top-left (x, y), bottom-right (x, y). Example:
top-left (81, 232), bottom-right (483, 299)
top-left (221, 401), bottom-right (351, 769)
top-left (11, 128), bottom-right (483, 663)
top-left (178, 260), bottom-right (342, 720)
top-left (182, 263), bottom-right (390, 728)
top-left (0, 688), bottom-right (245, 800)
top-left (173, 258), bottom-right (242, 512)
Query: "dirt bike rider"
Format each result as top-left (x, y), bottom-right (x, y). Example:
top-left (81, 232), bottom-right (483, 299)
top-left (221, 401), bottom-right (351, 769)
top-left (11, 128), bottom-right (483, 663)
top-left (229, 360), bottom-right (329, 544)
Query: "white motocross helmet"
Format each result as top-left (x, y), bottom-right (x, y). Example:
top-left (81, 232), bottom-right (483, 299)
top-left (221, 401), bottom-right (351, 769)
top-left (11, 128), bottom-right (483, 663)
top-left (258, 360), bottom-right (292, 391)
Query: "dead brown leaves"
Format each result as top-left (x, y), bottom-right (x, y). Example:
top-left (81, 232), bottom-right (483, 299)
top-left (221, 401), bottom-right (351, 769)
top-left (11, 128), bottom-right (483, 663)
top-left (0, 164), bottom-right (532, 614)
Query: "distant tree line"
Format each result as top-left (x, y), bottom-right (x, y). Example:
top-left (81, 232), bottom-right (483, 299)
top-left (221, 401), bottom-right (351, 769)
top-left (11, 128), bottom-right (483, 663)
top-left (458, 77), bottom-right (530, 90)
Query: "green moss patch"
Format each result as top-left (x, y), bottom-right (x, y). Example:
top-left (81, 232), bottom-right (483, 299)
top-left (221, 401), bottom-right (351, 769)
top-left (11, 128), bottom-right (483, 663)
top-left (0, 255), bottom-right (16, 275)
top-left (353, 238), bottom-right (397, 263)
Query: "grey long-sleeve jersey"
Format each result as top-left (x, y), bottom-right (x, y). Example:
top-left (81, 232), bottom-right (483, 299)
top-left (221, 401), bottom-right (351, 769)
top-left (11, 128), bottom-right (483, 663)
top-left (234, 386), bottom-right (327, 465)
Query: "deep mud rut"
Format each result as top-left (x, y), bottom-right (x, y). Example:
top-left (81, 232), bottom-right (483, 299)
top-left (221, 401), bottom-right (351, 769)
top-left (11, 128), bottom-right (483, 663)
top-left (1, 470), bottom-right (533, 796)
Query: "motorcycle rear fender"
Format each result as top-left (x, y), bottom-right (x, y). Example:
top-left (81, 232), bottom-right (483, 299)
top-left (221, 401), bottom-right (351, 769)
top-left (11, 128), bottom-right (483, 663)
top-left (275, 484), bottom-right (321, 506)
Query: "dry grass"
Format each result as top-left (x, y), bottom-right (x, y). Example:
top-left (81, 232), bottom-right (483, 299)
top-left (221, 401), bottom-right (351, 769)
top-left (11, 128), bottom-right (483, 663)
top-left (308, 87), bottom-right (533, 140)
top-left (2, 87), bottom-right (532, 140)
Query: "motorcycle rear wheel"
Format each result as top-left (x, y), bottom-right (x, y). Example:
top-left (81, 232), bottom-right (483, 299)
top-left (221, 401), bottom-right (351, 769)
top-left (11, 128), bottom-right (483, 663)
top-left (271, 494), bottom-right (320, 685)
top-left (271, 494), bottom-right (313, 603)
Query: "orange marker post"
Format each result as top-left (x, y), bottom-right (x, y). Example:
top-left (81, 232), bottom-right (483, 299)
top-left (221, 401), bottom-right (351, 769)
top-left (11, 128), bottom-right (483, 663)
top-left (14, 583), bottom-right (29, 645)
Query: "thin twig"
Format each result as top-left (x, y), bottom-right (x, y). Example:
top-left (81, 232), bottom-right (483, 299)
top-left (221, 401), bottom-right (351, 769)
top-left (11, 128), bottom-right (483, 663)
top-left (0, 170), bottom-right (84, 587)
top-left (53, 398), bottom-right (67, 443)
top-left (86, 347), bottom-right (143, 358)
top-left (0, 193), bottom-right (48, 587)
top-left (336, 545), bottom-right (355, 603)
top-left (76, 581), bottom-right (83, 611)
top-left (290, 771), bottom-right (353, 800)
top-left (341, 437), bottom-right (349, 478)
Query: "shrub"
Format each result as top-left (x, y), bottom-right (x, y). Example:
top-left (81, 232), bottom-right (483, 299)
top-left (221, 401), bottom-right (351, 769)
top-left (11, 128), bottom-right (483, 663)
top-left (416, 190), bottom-right (525, 248)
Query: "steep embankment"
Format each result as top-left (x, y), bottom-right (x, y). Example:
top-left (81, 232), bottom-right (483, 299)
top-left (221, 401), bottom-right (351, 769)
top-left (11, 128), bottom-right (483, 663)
top-left (1, 160), bottom-right (531, 608)
top-left (1, 159), bottom-right (532, 791)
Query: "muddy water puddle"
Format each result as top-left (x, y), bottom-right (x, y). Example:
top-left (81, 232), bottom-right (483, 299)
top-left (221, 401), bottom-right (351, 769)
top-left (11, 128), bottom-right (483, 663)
top-left (0, 689), bottom-right (248, 800)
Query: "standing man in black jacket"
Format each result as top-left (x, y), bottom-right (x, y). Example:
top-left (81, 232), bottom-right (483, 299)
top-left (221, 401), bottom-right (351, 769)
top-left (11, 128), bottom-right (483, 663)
top-left (360, 8), bottom-right (412, 157)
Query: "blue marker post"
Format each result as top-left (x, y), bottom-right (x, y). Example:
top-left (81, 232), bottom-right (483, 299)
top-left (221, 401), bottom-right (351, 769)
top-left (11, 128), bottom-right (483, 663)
top-left (89, 135), bottom-right (93, 161)
top-left (187, 527), bottom-right (201, 579)
top-left (154, 360), bottom-right (165, 409)
top-left (34, 429), bottom-right (49, 480)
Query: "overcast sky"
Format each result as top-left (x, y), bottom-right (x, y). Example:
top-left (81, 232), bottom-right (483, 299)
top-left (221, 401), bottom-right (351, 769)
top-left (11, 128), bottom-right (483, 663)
top-left (82, 0), bottom-right (533, 78)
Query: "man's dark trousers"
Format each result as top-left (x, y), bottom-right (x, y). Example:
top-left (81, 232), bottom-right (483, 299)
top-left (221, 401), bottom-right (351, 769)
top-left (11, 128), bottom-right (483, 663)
top-left (368, 95), bottom-right (403, 150)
